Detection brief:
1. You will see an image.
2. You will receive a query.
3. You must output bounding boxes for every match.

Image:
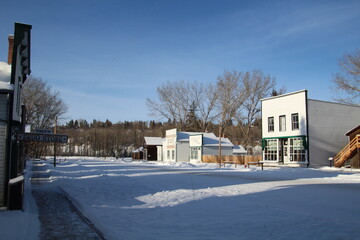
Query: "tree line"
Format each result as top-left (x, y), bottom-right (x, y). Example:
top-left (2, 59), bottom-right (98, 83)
top-left (22, 48), bottom-right (360, 158)
top-left (56, 118), bottom-right (262, 157)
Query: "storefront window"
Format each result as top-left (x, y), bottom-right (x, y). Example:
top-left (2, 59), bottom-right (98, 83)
top-left (264, 139), bottom-right (278, 161)
top-left (289, 138), bottom-right (306, 162)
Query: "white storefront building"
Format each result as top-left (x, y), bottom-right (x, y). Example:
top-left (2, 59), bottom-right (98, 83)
top-left (160, 128), bottom-right (234, 163)
top-left (261, 90), bottom-right (360, 167)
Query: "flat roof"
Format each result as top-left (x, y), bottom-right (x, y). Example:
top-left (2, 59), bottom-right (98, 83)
top-left (144, 137), bottom-right (163, 146)
top-left (261, 89), bottom-right (307, 102)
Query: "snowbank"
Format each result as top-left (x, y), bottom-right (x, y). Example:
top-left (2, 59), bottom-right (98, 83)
top-left (0, 160), bottom-right (40, 239)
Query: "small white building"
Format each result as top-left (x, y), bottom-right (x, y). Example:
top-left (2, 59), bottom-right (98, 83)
top-left (261, 90), bottom-right (360, 167)
top-left (161, 128), bottom-right (235, 163)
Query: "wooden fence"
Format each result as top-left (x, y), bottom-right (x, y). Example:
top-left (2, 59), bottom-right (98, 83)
top-left (202, 155), bottom-right (262, 164)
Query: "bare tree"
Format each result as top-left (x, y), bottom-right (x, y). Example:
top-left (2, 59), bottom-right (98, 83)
top-left (333, 49), bottom-right (360, 104)
top-left (197, 82), bottom-right (219, 132)
top-left (22, 76), bottom-right (68, 128)
top-left (236, 69), bottom-right (276, 148)
top-left (146, 80), bottom-right (219, 131)
top-left (216, 70), bottom-right (248, 165)
top-left (146, 80), bottom-right (189, 130)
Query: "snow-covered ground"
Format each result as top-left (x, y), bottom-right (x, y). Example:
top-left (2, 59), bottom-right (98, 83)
top-left (0, 160), bottom-right (40, 240)
top-left (2, 157), bottom-right (360, 239)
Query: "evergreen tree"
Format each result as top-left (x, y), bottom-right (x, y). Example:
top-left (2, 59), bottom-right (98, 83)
top-left (67, 119), bottom-right (75, 128)
top-left (185, 101), bottom-right (200, 132)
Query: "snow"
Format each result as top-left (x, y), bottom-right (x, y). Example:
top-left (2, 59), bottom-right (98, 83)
top-left (0, 61), bottom-right (11, 82)
top-left (8, 175), bottom-right (24, 184)
top-left (2, 157), bottom-right (360, 239)
top-left (144, 137), bottom-right (163, 146)
top-left (0, 61), bottom-right (14, 91)
top-left (0, 160), bottom-right (40, 240)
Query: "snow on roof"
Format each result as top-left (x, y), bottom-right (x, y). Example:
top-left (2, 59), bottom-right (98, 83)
top-left (177, 131), bottom-right (205, 141)
top-left (0, 61), bottom-right (11, 83)
top-left (202, 133), bottom-right (234, 147)
top-left (233, 145), bottom-right (247, 154)
top-left (132, 147), bottom-right (144, 153)
top-left (0, 81), bottom-right (14, 92)
top-left (144, 137), bottom-right (163, 146)
top-left (179, 131), bottom-right (234, 147)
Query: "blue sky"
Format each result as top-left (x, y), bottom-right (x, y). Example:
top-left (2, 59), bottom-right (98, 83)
top-left (1, 0), bottom-right (359, 123)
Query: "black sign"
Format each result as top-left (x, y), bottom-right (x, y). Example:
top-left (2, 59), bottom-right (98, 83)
top-left (17, 133), bottom-right (68, 143)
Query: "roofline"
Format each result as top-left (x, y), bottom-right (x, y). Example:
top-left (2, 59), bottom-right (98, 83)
top-left (261, 89), bottom-right (307, 102)
top-left (346, 125), bottom-right (360, 136)
top-left (307, 98), bottom-right (360, 108)
top-left (261, 89), bottom-right (360, 109)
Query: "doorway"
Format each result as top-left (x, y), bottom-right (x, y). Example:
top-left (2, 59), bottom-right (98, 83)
top-left (279, 139), bottom-right (289, 163)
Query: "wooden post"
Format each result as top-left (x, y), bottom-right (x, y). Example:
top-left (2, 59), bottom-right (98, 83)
top-left (218, 125), bottom-right (222, 167)
top-left (54, 117), bottom-right (57, 167)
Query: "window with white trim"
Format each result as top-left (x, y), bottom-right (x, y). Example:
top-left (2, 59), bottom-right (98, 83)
top-left (264, 139), bottom-right (278, 161)
top-left (279, 115), bottom-right (286, 132)
top-left (289, 138), bottom-right (306, 162)
top-left (268, 117), bottom-right (274, 132)
top-left (292, 113), bottom-right (299, 130)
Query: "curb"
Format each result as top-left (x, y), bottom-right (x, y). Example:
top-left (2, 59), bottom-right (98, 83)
top-left (58, 187), bottom-right (106, 240)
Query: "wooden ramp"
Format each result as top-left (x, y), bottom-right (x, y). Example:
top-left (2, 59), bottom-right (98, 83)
top-left (334, 135), bottom-right (360, 167)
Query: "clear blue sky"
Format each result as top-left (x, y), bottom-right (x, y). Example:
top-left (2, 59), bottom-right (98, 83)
top-left (1, 0), bottom-right (359, 123)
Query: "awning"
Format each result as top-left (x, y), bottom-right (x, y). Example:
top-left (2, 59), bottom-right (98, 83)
top-left (262, 135), bottom-right (307, 150)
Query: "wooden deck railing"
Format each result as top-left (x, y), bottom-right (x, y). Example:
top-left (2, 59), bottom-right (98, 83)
top-left (334, 134), bottom-right (360, 167)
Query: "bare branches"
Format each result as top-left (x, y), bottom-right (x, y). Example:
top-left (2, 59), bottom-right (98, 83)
top-left (237, 69), bottom-right (276, 146)
top-left (146, 68), bottom-right (281, 149)
top-left (333, 49), bottom-right (360, 105)
top-left (22, 77), bottom-right (68, 129)
top-left (216, 70), bottom-right (246, 131)
top-left (146, 80), bottom-right (219, 131)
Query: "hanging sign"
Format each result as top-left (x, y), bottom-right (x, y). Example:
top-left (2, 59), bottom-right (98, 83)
top-left (17, 133), bottom-right (68, 143)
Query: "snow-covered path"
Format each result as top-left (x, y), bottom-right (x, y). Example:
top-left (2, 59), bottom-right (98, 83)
top-left (31, 159), bottom-right (103, 240)
top-left (46, 157), bottom-right (360, 240)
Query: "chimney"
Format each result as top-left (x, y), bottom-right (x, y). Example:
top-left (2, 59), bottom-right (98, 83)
top-left (8, 35), bottom-right (14, 65)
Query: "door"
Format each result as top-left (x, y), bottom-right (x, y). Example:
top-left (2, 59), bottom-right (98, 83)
top-left (190, 147), bottom-right (202, 162)
top-left (279, 139), bottom-right (289, 163)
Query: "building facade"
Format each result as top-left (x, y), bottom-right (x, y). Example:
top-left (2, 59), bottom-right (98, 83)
top-left (261, 90), bottom-right (360, 167)
top-left (143, 137), bottom-right (163, 161)
top-left (161, 128), bottom-right (234, 163)
top-left (0, 23), bottom-right (31, 209)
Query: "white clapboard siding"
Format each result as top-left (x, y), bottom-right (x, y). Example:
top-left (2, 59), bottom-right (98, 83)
top-left (0, 123), bottom-right (7, 206)
top-left (0, 95), bottom-right (8, 206)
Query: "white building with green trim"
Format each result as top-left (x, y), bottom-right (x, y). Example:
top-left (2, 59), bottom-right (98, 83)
top-left (261, 90), bottom-right (360, 167)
